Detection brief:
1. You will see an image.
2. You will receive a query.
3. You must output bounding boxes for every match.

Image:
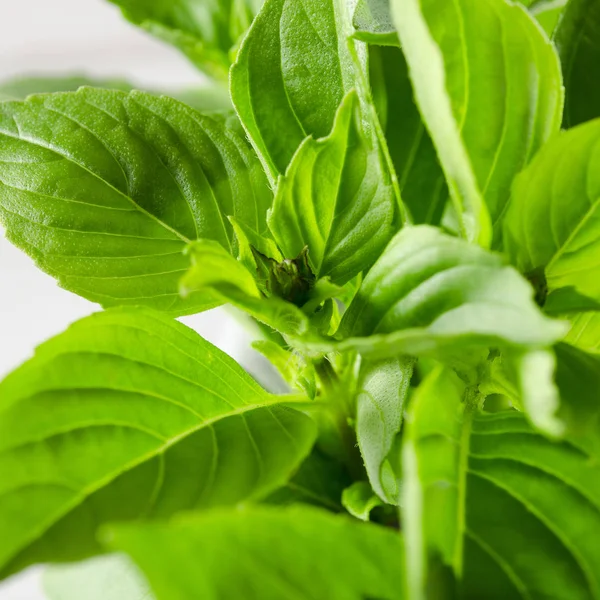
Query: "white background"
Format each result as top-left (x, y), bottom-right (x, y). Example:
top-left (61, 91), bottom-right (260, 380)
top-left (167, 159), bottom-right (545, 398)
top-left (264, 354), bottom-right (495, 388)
top-left (0, 1), bottom-right (266, 597)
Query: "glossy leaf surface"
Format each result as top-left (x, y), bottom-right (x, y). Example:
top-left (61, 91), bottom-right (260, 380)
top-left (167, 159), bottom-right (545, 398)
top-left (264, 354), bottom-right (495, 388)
top-left (0, 89), bottom-right (270, 315)
top-left (230, 0), bottom-right (355, 178)
top-left (339, 226), bottom-right (564, 354)
top-left (0, 308), bottom-right (315, 577)
top-left (390, 0), bottom-right (563, 243)
top-left (504, 120), bottom-right (600, 305)
top-left (269, 91), bottom-right (399, 285)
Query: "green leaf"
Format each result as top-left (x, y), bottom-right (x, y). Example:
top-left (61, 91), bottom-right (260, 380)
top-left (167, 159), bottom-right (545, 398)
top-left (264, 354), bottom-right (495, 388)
top-left (0, 308), bottom-right (315, 578)
top-left (0, 88), bottom-right (271, 316)
top-left (353, 0), bottom-right (397, 45)
top-left (555, 342), bottom-right (600, 444)
top-left (267, 448), bottom-right (351, 511)
top-left (368, 45), bottom-right (448, 225)
top-left (565, 312), bottom-right (600, 354)
top-left (504, 121), bottom-right (600, 306)
top-left (356, 358), bottom-right (414, 504)
top-left (181, 239), bottom-right (260, 298)
top-left (252, 340), bottom-right (316, 397)
top-left (338, 226), bottom-right (565, 358)
top-left (390, 0), bottom-right (563, 245)
top-left (106, 506), bottom-right (407, 600)
top-left (181, 240), bottom-right (311, 337)
top-left (297, 226), bottom-right (565, 434)
top-left (544, 287), bottom-right (600, 316)
top-left (230, 0), bottom-right (356, 178)
top-left (342, 481), bottom-right (384, 521)
top-left (529, 0), bottom-right (568, 36)
top-left (402, 366), bottom-right (465, 598)
top-left (269, 90), bottom-right (400, 285)
top-left (555, 0), bottom-right (600, 127)
top-left (403, 366), bottom-right (600, 598)
top-left (44, 554), bottom-right (153, 600)
top-left (106, 0), bottom-right (263, 81)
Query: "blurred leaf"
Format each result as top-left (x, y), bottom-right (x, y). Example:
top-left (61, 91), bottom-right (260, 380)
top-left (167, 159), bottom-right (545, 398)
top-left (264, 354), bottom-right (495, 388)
top-left (107, 506), bottom-right (407, 600)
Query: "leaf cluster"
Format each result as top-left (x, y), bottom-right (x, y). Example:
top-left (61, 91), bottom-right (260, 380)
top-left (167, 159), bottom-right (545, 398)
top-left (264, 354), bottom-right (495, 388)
top-left (2, 0), bottom-right (600, 598)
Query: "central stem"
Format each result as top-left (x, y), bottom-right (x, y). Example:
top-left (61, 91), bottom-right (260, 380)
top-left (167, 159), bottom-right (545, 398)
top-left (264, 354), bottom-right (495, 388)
top-left (313, 358), bottom-right (365, 481)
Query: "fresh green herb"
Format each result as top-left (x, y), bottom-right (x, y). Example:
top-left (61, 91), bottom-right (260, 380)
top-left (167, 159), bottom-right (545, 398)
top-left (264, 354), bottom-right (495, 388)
top-left (1, 0), bottom-right (600, 597)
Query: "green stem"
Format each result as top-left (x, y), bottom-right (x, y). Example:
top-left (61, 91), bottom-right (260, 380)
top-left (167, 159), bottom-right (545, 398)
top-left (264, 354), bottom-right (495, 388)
top-left (454, 386), bottom-right (479, 578)
top-left (314, 358), bottom-right (365, 481)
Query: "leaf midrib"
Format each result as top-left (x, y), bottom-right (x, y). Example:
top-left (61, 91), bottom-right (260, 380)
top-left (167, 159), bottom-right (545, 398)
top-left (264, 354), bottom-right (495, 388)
top-left (0, 128), bottom-right (192, 244)
top-left (546, 195), bottom-right (600, 275)
top-left (0, 399), bottom-right (283, 571)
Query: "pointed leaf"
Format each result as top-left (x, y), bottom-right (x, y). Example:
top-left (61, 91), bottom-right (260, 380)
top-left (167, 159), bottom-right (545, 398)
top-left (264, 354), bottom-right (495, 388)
top-left (181, 241), bottom-right (311, 337)
top-left (390, 0), bottom-right (563, 243)
top-left (0, 308), bottom-right (315, 578)
top-left (555, 0), bottom-right (600, 127)
top-left (107, 507), bottom-right (407, 600)
top-left (230, 0), bottom-right (356, 178)
top-left (0, 89), bottom-right (271, 316)
top-left (504, 121), bottom-right (600, 306)
top-left (269, 91), bottom-right (400, 285)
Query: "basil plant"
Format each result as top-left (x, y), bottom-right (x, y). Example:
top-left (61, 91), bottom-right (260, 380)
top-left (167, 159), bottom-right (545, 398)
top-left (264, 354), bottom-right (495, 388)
top-left (1, 0), bottom-right (600, 597)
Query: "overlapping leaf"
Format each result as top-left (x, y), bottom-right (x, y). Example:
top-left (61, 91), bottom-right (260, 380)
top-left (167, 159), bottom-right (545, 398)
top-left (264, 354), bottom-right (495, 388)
top-left (356, 358), bottom-right (413, 504)
top-left (555, 0), bottom-right (600, 127)
top-left (299, 226), bottom-right (565, 433)
top-left (107, 506), bottom-right (407, 600)
top-left (230, 0), bottom-right (356, 178)
top-left (106, 0), bottom-right (263, 81)
top-left (181, 240), bottom-right (310, 337)
top-left (0, 89), bottom-right (271, 315)
top-left (269, 91), bottom-right (400, 285)
top-left (403, 367), bottom-right (600, 599)
top-left (0, 308), bottom-right (315, 578)
top-left (504, 120), bottom-right (600, 306)
top-left (337, 226), bottom-right (564, 357)
top-left (368, 45), bottom-right (448, 224)
top-left (390, 0), bottom-right (563, 244)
